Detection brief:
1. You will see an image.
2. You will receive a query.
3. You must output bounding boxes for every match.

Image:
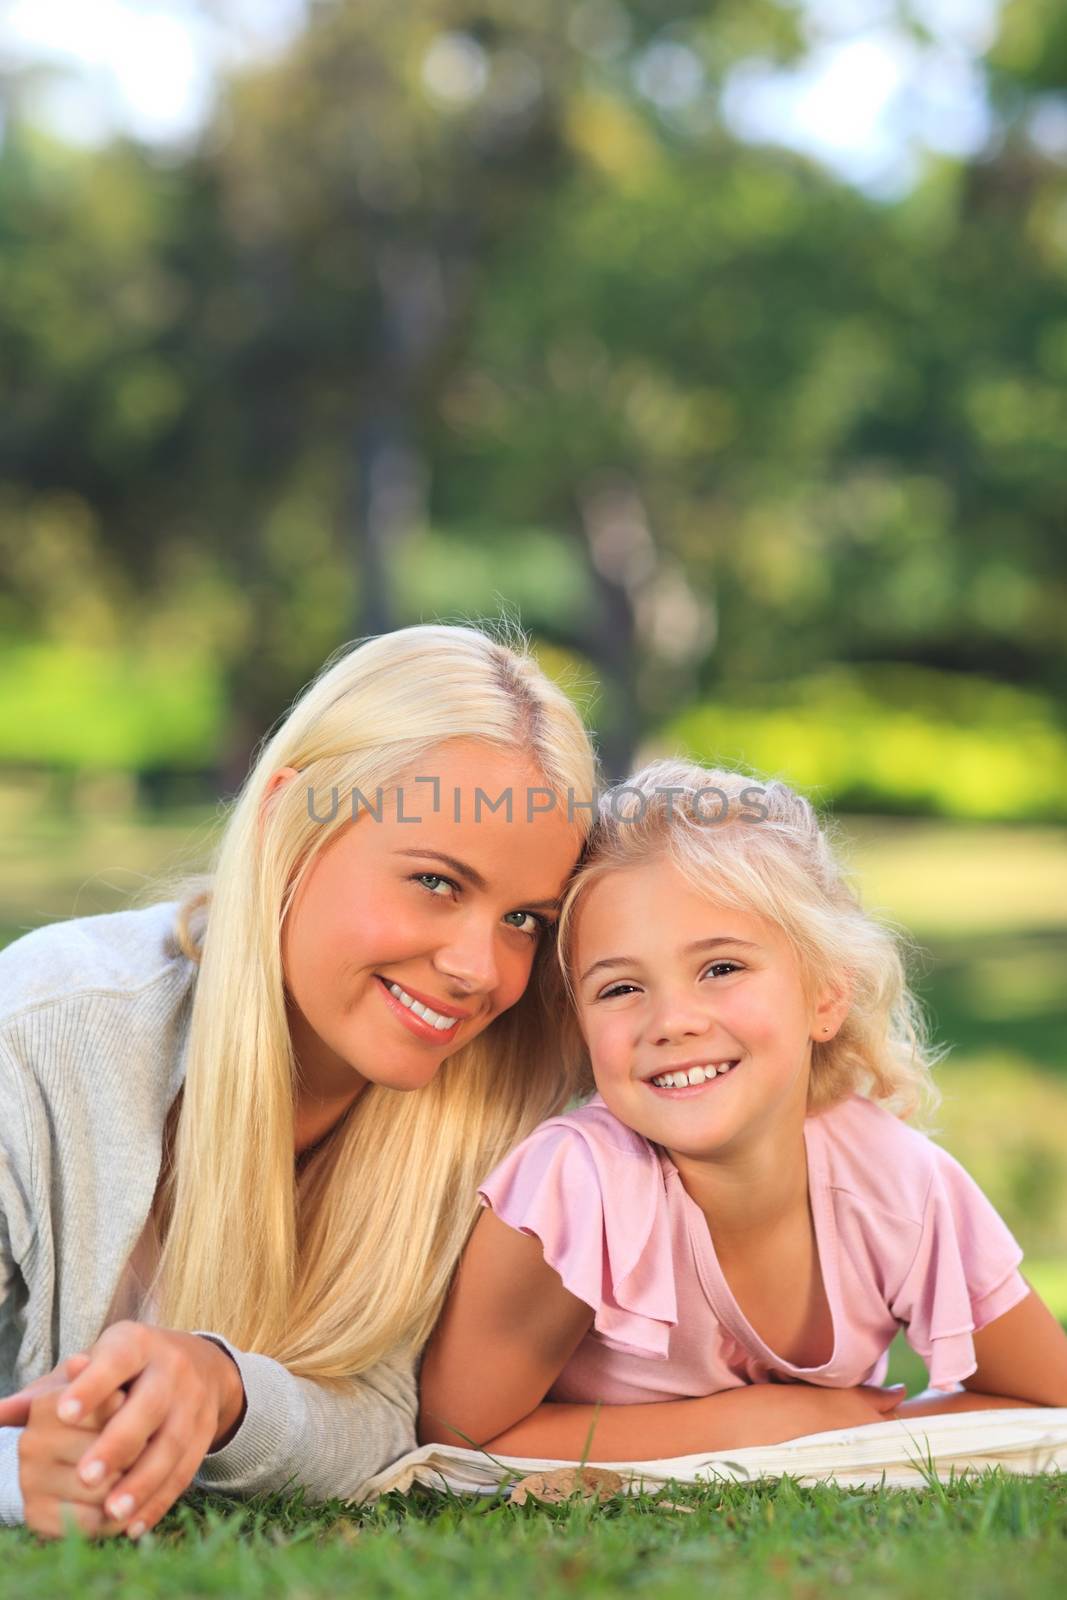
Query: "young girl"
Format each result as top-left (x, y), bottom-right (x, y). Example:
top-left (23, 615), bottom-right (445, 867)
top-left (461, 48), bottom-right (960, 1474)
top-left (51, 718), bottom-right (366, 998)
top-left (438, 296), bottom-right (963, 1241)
top-left (0, 623), bottom-right (597, 1535)
top-left (419, 761), bottom-right (1067, 1460)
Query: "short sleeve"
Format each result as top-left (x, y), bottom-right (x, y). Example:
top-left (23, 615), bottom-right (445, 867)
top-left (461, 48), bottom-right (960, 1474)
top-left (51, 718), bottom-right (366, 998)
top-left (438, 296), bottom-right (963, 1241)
top-left (891, 1146), bottom-right (1028, 1391)
top-left (477, 1113), bottom-right (678, 1359)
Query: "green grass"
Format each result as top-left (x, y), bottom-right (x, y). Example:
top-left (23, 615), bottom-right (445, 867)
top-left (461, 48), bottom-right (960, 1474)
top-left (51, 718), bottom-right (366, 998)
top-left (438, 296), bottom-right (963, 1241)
top-left (5, 1476), bottom-right (1067, 1599)
top-left (2, 784), bottom-right (1066, 1590)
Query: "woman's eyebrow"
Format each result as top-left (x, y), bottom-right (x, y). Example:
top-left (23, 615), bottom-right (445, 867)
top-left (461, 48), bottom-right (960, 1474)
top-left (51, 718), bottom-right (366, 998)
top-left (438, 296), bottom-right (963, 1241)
top-left (392, 848), bottom-right (489, 890)
top-left (391, 849), bottom-right (561, 911)
top-left (580, 936), bottom-right (759, 984)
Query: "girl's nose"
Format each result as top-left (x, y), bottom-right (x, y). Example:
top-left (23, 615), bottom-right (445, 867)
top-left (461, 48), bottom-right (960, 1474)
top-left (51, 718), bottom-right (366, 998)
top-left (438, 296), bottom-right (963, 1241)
top-left (648, 992), bottom-right (711, 1047)
top-left (432, 918), bottom-right (500, 996)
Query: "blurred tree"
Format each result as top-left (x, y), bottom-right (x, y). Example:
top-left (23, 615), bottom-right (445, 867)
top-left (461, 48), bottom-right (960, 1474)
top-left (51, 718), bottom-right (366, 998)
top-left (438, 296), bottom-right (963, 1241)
top-left (178, 0), bottom-right (802, 773)
top-left (1, 0), bottom-right (1065, 785)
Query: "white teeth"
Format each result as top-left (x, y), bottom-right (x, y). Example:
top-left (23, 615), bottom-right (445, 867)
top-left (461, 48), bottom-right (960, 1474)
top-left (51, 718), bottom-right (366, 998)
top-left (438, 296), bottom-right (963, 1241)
top-left (649, 1062), bottom-right (738, 1089)
top-left (387, 981), bottom-right (455, 1030)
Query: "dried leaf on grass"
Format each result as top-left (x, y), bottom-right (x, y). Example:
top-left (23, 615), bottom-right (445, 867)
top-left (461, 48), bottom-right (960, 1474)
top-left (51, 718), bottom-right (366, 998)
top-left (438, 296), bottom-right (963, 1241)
top-left (322, 1520), bottom-right (362, 1545)
top-left (654, 1500), bottom-right (695, 1513)
top-left (509, 1467), bottom-right (625, 1506)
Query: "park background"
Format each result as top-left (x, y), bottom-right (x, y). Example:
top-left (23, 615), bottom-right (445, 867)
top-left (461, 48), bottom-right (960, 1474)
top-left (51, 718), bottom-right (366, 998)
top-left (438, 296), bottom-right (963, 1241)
top-left (1, 0), bottom-right (1065, 1455)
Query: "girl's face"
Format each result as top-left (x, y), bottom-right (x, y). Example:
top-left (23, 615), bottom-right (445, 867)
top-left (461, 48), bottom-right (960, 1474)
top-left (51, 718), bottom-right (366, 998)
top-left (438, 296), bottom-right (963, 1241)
top-left (276, 740), bottom-right (583, 1103)
top-left (571, 855), bottom-right (845, 1162)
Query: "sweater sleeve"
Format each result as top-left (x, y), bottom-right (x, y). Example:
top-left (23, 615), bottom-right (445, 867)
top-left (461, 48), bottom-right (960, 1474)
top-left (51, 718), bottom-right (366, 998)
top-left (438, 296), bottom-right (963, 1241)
top-left (0, 1189), bottom-right (21, 1524)
top-left (0, 1429), bottom-right (23, 1526)
top-left (191, 1335), bottom-right (417, 1501)
top-left (0, 1047), bottom-right (33, 1527)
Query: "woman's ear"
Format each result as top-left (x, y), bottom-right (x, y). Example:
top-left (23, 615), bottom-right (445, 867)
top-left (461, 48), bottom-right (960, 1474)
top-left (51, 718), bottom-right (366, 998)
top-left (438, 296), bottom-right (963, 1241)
top-left (259, 766), bottom-right (301, 838)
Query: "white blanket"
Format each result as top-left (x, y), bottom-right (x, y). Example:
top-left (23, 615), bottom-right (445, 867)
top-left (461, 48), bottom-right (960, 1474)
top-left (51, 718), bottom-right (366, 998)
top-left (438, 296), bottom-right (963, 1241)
top-left (360, 1409), bottom-right (1067, 1498)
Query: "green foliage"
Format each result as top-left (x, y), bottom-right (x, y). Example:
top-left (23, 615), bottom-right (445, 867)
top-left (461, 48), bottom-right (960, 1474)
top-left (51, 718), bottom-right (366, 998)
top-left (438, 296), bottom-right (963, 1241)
top-left (0, 644), bottom-right (223, 769)
top-left (659, 667), bottom-right (1067, 821)
top-left (1, 0), bottom-right (1066, 777)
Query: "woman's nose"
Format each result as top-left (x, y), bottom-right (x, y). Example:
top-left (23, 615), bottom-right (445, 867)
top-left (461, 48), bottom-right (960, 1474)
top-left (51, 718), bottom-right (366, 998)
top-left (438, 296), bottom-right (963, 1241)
top-left (432, 917), bottom-right (500, 995)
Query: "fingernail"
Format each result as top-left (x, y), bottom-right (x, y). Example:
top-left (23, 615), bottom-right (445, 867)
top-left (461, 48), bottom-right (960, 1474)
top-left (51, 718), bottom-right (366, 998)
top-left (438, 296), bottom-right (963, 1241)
top-left (57, 1398), bottom-right (82, 1422)
top-left (108, 1494), bottom-right (135, 1520)
top-left (127, 1520), bottom-right (146, 1541)
top-left (80, 1459), bottom-right (105, 1486)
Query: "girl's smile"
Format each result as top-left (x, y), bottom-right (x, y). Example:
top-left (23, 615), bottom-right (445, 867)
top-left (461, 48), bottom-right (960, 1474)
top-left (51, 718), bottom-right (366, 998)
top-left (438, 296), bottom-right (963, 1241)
top-left (643, 1059), bottom-right (741, 1094)
top-left (572, 855), bottom-right (846, 1164)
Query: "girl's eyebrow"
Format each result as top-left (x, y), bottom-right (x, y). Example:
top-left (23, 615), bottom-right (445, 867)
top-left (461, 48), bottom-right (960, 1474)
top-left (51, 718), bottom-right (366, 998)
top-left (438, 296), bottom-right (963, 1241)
top-left (391, 849), bottom-right (561, 911)
top-left (579, 936), bottom-right (759, 984)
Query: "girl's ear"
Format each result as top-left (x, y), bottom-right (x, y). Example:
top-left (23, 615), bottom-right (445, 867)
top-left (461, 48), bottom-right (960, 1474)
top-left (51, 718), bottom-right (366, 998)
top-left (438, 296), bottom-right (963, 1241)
top-left (811, 978), bottom-right (851, 1043)
top-left (259, 766), bottom-right (301, 839)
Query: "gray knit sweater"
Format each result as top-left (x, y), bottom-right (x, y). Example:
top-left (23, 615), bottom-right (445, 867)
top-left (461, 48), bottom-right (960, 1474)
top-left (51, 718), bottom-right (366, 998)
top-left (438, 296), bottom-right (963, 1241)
top-left (0, 903), bottom-right (417, 1525)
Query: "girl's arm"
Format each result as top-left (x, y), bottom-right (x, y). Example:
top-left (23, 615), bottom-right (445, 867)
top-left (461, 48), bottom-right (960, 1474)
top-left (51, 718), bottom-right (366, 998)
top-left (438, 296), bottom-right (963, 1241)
top-left (418, 1208), bottom-right (595, 1448)
top-left (481, 1383), bottom-right (905, 1461)
top-left (897, 1286), bottom-right (1067, 1420)
top-left (419, 1210), bottom-right (903, 1460)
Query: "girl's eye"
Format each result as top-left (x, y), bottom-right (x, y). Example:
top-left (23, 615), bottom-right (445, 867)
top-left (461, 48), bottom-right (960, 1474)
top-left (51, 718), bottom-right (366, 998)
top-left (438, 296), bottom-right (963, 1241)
top-left (412, 872), bottom-right (458, 898)
top-left (503, 910), bottom-right (551, 940)
top-left (596, 962), bottom-right (742, 1000)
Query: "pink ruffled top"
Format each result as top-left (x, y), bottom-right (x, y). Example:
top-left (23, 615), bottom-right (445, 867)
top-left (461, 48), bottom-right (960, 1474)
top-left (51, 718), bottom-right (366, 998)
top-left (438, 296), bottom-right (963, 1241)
top-left (477, 1094), bottom-right (1028, 1401)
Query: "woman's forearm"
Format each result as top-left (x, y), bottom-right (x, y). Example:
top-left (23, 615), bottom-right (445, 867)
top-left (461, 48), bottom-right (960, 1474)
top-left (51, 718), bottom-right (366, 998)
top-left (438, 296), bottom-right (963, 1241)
top-left (481, 1384), bottom-right (871, 1462)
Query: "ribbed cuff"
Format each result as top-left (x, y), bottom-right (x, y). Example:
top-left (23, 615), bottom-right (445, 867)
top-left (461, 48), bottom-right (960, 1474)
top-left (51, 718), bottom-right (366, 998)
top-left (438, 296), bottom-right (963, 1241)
top-left (191, 1333), bottom-right (306, 1494)
top-left (0, 1428), bottom-right (25, 1526)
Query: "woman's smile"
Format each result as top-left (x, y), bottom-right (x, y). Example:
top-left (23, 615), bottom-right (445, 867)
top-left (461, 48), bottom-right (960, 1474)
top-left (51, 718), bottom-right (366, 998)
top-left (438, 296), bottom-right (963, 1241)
top-left (375, 974), bottom-right (471, 1042)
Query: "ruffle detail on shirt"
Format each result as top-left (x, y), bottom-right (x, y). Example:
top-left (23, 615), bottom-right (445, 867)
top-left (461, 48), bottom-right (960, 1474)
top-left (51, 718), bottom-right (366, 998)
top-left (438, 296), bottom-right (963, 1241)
top-left (478, 1105), bottom-right (677, 1360)
top-left (890, 1150), bottom-right (1027, 1391)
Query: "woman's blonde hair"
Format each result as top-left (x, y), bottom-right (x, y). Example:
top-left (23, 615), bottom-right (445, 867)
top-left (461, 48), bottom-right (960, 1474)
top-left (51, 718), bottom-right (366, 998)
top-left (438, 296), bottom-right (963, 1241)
top-left (556, 759), bottom-right (942, 1124)
top-left (157, 622), bottom-right (598, 1378)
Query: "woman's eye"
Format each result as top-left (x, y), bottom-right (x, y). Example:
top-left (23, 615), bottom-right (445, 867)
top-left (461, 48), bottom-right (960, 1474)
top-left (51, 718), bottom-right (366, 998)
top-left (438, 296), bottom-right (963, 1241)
top-left (503, 910), bottom-right (550, 939)
top-left (413, 872), bottom-right (458, 898)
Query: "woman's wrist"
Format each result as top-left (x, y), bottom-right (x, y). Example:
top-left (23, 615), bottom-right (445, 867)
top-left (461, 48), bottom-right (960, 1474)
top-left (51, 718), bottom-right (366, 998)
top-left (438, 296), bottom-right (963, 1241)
top-left (197, 1337), bottom-right (247, 1447)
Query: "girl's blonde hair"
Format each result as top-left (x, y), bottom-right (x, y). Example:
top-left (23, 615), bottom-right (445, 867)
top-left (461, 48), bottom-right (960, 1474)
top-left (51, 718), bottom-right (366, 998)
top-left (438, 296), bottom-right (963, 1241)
top-left (556, 759), bottom-right (942, 1124)
top-left (157, 622), bottom-right (598, 1378)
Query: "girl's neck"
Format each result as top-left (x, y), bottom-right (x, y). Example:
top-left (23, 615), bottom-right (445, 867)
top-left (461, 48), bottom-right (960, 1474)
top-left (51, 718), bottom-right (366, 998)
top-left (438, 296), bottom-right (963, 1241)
top-left (667, 1096), bottom-right (810, 1251)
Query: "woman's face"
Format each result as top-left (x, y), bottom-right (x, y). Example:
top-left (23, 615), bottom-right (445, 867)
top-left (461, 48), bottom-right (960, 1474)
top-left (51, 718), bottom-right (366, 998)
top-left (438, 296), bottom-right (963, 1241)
top-left (275, 740), bottom-right (582, 1104)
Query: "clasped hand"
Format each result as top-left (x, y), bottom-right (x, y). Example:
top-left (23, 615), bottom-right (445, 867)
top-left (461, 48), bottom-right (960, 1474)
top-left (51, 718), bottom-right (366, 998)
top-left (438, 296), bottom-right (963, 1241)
top-left (0, 1322), bottom-right (246, 1540)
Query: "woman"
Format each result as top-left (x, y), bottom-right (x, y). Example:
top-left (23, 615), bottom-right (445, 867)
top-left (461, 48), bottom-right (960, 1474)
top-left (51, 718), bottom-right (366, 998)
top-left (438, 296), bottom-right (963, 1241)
top-left (0, 623), bottom-right (597, 1537)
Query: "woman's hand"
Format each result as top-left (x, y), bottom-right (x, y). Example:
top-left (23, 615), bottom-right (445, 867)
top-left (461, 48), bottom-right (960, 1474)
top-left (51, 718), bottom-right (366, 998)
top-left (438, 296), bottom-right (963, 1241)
top-left (17, 1388), bottom-right (127, 1539)
top-left (0, 1351), bottom-right (92, 1422)
top-left (3, 1323), bottom-right (246, 1539)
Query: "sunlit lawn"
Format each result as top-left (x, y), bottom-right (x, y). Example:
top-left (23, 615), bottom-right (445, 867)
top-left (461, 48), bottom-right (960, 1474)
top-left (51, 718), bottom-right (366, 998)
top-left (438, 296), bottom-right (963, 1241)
top-left (6, 1476), bottom-right (1067, 1600)
top-left (1, 777), bottom-right (1065, 1595)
